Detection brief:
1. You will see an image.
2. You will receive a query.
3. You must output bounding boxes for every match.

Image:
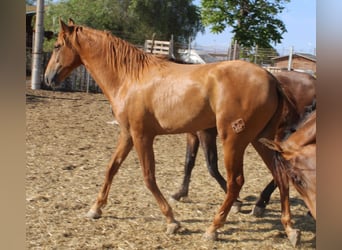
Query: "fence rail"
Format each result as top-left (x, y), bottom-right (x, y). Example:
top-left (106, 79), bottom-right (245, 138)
top-left (144, 40), bottom-right (171, 55)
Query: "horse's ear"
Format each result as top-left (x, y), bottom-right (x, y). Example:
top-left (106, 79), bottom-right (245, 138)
top-left (259, 138), bottom-right (283, 152)
top-left (59, 18), bottom-right (68, 31)
top-left (59, 18), bottom-right (72, 34)
top-left (68, 18), bottom-right (75, 26)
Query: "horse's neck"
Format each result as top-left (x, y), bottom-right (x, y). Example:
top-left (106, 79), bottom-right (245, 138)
top-left (75, 29), bottom-right (162, 101)
top-left (83, 57), bottom-right (118, 87)
top-left (77, 34), bottom-right (123, 95)
top-left (285, 113), bottom-right (316, 150)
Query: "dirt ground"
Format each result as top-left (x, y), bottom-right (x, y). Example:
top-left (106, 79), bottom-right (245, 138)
top-left (26, 86), bottom-right (316, 249)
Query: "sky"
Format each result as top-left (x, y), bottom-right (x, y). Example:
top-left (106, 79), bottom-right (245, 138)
top-left (47, 0), bottom-right (316, 55)
top-left (193, 0), bottom-right (316, 55)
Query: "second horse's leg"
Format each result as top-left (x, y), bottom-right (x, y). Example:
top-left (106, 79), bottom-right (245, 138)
top-left (198, 128), bottom-right (226, 192)
top-left (171, 133), bottom-right (199, 201)
top-left (251, 179), bottom-right (277, 216)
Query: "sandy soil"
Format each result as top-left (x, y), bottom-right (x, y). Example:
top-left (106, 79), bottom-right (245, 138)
top-left (26, 86), bottom-right (315, 249)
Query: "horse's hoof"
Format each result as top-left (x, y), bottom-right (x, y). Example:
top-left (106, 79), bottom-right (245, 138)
top-left (288, 229), bottom-right (301, 247)
top-left (169, 196), bottom-right (179, 205)
top-left (166, 221), bottom-right (181, 234)
top-left (202, 231), bottom-right (218, 241)
top-left (170, 194), bottom-right (181, 202)
top-left (231, 200), bottom-right (242, 214)
top-left (250, 205), bottom-right (265, 217)
top-left (86, 208), bottom-right (102, 219)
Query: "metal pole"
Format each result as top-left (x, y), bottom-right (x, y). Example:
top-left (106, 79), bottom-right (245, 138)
top-left (227, 41), bottom-right (231, 60)
top-left (287, 46), bottom-right (293, 71)
top-left (86, 70), bottom-right (90, 93)
top-left (31, 0), bottom-right (45, 89)
top-left (169, 34), bottom-right (175, 59)
top-left (254, 45), bottom-right (258, 64)
top-left (188, 36), bottom-right (192, 60)
top-left (233, 40), bottom-right (238, 60)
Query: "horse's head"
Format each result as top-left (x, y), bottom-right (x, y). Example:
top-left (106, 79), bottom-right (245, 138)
top-left (45, 18), bottom-right (82, 87)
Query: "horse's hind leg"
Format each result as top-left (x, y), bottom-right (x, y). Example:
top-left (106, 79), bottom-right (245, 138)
top-left (133, 134), bottom-right (180, 234)
top-left (86, 131), bottom-right (133, 219)
top-left (251, 179), bottom-right (277, 216)
top-left (198, 128), bottom-right (242, 213)
top-left (203, 135), bottom-right (247, 240)
top-left (171, 133), bottom-right (200, 201)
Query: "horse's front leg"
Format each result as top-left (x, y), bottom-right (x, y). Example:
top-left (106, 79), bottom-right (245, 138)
top-left (252, 140), bottom-right (300, 247)
top-left (275, 169), bottom-right (301, 247)
top-left (86, 132), bottom-right (133, 219)
top-left (171, 132), bottom-right (199, 201)
top-left (133, 133), bottom-right (180, 234)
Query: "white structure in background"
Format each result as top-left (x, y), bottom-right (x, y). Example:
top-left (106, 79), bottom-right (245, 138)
top-left (177, 50), bottom-right (219, 64)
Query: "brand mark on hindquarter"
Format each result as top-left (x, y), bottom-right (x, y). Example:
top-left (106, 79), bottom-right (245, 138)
top-left (231, 118), bottom-right (245, 133)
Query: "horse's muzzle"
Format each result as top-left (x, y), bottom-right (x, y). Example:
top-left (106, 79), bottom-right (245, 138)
top-left (44, 71), bottom-right (58, 87)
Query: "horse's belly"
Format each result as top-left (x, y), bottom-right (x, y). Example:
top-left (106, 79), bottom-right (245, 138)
top-left (151, 82), bottom-right (215, 133)
top-left (155, 105), bottom-right (215, 133)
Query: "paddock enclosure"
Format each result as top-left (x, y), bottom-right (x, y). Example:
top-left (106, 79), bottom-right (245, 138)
top-left (26, 85), bottom-right (315, 249)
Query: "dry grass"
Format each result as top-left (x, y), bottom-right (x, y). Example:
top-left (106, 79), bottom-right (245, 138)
top-left (26, 87), bottom-right (315, 249)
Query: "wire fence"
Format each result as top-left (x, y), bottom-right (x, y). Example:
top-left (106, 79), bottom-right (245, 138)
top-left (27, 41), bottom-right (315, 93)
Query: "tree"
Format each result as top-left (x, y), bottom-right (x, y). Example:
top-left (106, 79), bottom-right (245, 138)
top-left (45, 0), bottom-right (130, 33)
top-left (201, 0), bottom-right (289, 48)
top-left (44, 0), bottom-right (204, 46)
top-left (129, 0), bottom-right (204, 42)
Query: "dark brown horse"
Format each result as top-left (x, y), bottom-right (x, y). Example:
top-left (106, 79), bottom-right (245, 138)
top-left (260, 108), bottom-right (316, 219)
top-left (45, 19), bottom-right (300, 246)
top-left (171, 71), bottom-right (316, 216)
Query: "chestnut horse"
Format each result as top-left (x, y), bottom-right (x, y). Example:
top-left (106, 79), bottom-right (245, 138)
top-left (260, 108), bottom-right (316, 219)
top-left (171, 71), bottom-right (316, 216)
top-left (45, 19), bottom-right (300, 246)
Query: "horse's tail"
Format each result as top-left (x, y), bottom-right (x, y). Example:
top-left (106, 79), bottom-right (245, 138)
top-left (269, 71), bottom-right (301, 141)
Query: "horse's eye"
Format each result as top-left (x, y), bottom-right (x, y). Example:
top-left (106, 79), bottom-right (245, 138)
top-left (54, 44), bottom-right (61, 50)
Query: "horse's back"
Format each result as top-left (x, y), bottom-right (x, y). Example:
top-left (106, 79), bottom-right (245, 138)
top-left (273, 71), bottom-right (316, 114)
top-left (188, 60), bottom-right (279, 109)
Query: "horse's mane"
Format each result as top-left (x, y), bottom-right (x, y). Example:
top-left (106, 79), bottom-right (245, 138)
top-left (73, 25), bottom-right (166, 80)
top-left (274, 152), bottom-right (312, 197)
